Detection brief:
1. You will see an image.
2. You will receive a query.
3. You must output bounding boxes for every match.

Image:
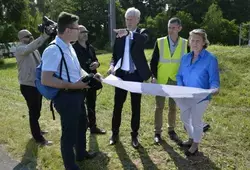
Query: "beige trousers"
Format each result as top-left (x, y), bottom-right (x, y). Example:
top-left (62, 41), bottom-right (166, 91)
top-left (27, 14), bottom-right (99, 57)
top-left (154, 79), bottom-right (177, 134)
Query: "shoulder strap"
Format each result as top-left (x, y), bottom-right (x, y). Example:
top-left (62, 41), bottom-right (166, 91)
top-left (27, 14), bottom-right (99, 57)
top-left (48, 43), bottom-right (71, 83)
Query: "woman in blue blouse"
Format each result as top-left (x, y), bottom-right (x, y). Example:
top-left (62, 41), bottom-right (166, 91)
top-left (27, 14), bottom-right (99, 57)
top-left (176, 29), bottom-right (220, 156)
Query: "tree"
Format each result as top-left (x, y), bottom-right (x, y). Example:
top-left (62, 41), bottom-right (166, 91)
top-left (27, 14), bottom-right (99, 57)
top-left (175, 11), bottom-right (198, 39)
top-left (218, 0), bottom-right (250, 24)
top-left (202, 3), bottom-right (238, 45)
top-left (0, 0), bottom-right (35, 43)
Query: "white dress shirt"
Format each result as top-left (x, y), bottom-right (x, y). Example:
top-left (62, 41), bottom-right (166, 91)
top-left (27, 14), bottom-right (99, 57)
top-left (121, 30), bottom-right (136, 71)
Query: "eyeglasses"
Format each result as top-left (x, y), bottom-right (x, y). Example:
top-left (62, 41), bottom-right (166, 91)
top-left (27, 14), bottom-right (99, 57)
top-left (80, 31), bottom-right (89, 34)
top-left (22, 34), bottom-right (33, 39)
top-left (68, 27), bottom-right (80, 30)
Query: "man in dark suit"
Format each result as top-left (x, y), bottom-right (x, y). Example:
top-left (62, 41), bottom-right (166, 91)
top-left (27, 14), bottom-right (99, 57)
top-left (107, 7), bottom-right (151, 149)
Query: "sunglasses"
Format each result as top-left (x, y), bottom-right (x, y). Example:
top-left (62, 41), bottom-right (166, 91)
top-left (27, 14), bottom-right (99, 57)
top-left (22, 34), bottom-right (33, 39)
top-left (80, 31), bottom-right (89, 34)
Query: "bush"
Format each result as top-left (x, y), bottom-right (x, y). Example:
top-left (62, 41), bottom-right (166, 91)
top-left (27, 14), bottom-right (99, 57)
top-left (0, 58), bottom-right (5, 66)
top-left (176, 11), bottom-right (199, 39)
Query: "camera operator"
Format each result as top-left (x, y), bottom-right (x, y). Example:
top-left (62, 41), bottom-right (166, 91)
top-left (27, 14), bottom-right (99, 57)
top-left (73, 25), bottom-right (106, 134)
top-left (15, 29), bottom-right (52, 146)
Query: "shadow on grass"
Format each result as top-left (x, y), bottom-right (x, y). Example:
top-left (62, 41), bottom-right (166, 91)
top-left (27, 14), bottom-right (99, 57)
top-left (13, 139), bottom-right (38, 170)
top-left (0, 62), bottom-right (16, 70)
top-left (115, 142), bottom-right (138, 170)
top-left (160, 140), bottom-right (220, 170)
top-left (79, 134), bottom-right (109, 170)
top-left (137, 144), bottom-right (159, 170)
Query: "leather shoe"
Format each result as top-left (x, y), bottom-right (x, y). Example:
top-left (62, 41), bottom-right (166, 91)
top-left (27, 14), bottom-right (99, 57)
top-left (38, 140), bottom-right (53, 146)
top-left (83, 151), bottom-right (98, 160)
top-left (76, 151), bottom-right (98, 161)
top-left (131, 137), bottom-right (139, 149)
top-left (154, 134), bottom-right (162, 144)
top-left (168, 130), bottom-right (179, 141)
top-left (203, 123), bottom-right (210, 132)
top-left (41, 130), bottom-right (49, 135)
top-left (185, 149), bottom-right (198, 156)
top-left (109, 135), bottom-right (119, 145)
top-left (90, 127), bottom-right (106, 134)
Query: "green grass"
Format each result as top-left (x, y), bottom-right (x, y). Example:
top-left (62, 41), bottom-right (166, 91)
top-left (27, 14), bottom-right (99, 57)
top-left (0, 45), bottom-right (250, 170)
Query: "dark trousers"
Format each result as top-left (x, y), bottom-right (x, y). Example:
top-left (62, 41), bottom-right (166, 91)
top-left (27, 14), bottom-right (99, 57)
top-left (112, 70), bottom-right (143, 137)
top-left (53, 91), bottom-right (88, 170)
top-left (20, 85), bottom-right (45, 142)
top-left (85, 88), bottom-right (97, 129)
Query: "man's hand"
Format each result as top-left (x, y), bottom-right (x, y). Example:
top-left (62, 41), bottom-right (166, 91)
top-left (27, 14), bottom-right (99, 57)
top-left (44, 25), bottom-right (54, 37)
top-left (211, 88), bottom-right (219, 95)
top-left (89, 62), bottom-right (99, 70)
top-left (113, 29), bottom-right (129, 38)
top-left (93, 73), bottom-right (103, 82)
top-left (107, 66), bottom-right (115, 75)
top-left (151, 77), bottom-right (157, 83)
top-left (72, 79), bottom-right (90, 89)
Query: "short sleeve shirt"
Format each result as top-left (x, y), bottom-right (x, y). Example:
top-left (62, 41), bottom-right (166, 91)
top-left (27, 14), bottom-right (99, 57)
top-left (41, 36), bottom-right (82, 83)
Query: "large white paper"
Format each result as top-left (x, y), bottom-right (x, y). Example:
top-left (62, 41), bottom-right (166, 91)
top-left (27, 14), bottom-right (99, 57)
top-left (102, 75), bottom-right (214, 111)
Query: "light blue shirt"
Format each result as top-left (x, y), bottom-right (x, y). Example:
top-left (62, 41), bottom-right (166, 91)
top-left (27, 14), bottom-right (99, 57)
top-left (168, 36), bottom-right (178, 56)
top-left (176, 49), bottom-right (220, 89)
top-left (42, 36), bottom-right (82, 83)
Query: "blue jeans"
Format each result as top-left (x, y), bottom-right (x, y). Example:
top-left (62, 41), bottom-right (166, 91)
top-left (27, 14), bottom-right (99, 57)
top-left (53, 91), bottom-right (88, 170)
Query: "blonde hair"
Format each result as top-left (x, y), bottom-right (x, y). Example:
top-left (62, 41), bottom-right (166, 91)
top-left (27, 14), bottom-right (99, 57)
top-left (189, 29), bottom-right (210, 49)
top-left (125, 7), bottom-right (141, 19)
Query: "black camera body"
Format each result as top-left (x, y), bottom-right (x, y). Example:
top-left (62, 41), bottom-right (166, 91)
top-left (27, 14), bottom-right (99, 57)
top-left (82, 73), bottom-right (103, 90)
top-left (38, 16), bottom-right (57, 37)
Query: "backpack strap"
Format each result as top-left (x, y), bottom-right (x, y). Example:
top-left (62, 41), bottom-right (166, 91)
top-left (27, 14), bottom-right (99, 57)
top-left (47, 43), bottom-right (71, 120)
top-left (49, 43), bottom-right (71, 82)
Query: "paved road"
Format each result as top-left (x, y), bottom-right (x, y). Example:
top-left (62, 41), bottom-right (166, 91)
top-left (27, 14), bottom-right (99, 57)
top-left (0, 146), bottom-right (28, 170)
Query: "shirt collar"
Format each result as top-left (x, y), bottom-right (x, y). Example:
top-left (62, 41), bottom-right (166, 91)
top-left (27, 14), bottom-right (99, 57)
top-left (168, 36), bottom-right (179, 46)
top-left (191, 49), bottom-right (206, 58)
top-left (55, 36), bottom-right (70, 49)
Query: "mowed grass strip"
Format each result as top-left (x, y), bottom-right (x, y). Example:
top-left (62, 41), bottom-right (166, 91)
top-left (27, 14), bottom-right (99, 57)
top-left (0, 45), bottom-right (249, 169)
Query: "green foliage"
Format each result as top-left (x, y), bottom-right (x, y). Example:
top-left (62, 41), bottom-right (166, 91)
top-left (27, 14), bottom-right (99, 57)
top-left (175, 11), bottom-right (199, 39)
top-left (0, 59), bottom-right (5, 65)
top-left (202, 3), bottom-right (238, 45)
top-left (0, 0), bottom-right (249, 48)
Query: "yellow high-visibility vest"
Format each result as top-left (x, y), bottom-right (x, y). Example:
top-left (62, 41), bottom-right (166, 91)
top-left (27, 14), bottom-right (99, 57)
top-left (157, 36), bottom-right (188, 84)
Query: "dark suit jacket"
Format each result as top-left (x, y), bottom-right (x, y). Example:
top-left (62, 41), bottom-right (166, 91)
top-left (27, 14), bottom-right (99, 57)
top-left (110, 28), bottom-right (151, 81)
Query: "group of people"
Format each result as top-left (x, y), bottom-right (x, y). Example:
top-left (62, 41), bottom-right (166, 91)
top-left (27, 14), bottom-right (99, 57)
top-left (15, 7), bottom-right (220, 170)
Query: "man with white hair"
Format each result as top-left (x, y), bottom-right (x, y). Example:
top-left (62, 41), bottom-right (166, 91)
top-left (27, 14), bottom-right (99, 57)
top-left (15, 29), bottom-right (52, 146)
top-left (107, 7), bottom-right (151, 149)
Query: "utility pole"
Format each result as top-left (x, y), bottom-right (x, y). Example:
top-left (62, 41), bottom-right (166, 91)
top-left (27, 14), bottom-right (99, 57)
top-left (109, 0), bottom-right (116, 48)
top-left (239, 23), bottom-right (242, 46)
top-left (248, 24), bottom-right (250, 46)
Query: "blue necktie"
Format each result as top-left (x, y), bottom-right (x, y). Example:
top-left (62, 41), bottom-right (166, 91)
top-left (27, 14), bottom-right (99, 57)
top-left (128, 39), bottom-right (135, 73)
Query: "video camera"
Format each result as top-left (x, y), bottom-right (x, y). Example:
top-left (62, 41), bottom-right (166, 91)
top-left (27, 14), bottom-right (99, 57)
top-left (38, 16), bottom-right (57, 37)
top-left (82, 73), bottom-right (103, 90)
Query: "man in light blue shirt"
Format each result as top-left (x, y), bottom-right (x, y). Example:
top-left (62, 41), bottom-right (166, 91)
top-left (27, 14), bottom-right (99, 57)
top-left (41, 12), bottom-right (99, 170)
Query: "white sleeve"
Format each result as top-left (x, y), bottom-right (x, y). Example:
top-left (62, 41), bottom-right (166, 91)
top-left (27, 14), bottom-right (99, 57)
top-left (41, 45), bottom-right (61, 72)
